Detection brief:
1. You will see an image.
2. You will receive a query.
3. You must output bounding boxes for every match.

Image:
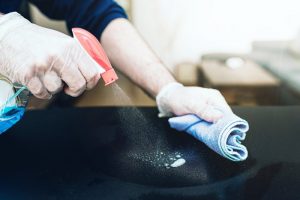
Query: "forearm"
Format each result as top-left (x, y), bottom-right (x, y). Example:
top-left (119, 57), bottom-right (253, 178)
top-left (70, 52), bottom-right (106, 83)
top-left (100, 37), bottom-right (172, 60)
top-left (100, 18), bottom-right (177, 97)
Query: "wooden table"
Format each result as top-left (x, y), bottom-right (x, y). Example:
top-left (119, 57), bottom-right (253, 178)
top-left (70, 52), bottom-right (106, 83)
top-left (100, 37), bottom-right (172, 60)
top-left (199, 54), bottom-right (280, 105)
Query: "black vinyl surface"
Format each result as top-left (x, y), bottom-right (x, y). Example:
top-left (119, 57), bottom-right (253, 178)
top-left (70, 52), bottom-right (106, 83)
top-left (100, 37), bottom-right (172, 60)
top-left (0, 106), bottom-right (299, 200)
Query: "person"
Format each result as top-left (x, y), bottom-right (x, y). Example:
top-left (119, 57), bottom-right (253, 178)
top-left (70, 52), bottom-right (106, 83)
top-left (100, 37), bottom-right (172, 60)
top-left (0, 0), bottom-right (231, 123)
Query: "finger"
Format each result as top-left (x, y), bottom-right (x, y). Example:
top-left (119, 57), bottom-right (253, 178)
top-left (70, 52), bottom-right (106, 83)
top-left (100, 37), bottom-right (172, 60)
top-left (211, 99), bottom-right (232, 113)
top-left (201, 106), bottom-right (224, 123)
top-left (27, 76), bottom-right (52, 99)
top-left (43, 71), bottom-right (63, 94)
top-left (210, 91), bottom-right (232, 112)
top-left (194, 104), bottom-right (223, 123)
top-left (62, 67), bottom-right (86, 97)
top-left (76, 46), bottom-right (101, 90)
top-left (55, 56), bottom-right (87, 97)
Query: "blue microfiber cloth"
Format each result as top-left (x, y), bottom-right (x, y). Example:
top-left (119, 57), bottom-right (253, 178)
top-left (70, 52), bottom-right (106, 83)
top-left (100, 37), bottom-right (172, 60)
top-left (169, 112), bottom-right (249, 162)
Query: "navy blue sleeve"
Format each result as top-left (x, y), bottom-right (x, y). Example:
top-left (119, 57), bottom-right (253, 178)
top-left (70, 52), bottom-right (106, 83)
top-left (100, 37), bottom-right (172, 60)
top-left (28, 0), bottom-right (127, 38)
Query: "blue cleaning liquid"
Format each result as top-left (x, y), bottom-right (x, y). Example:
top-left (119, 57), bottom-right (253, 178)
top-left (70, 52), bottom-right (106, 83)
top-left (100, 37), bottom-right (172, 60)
top-left (0, 106), bottom-right (25, 134)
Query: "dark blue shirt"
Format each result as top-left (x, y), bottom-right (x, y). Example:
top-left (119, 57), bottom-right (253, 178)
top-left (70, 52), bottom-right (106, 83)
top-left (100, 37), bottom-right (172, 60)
top-left (0, 0), bottom-right (127, 38)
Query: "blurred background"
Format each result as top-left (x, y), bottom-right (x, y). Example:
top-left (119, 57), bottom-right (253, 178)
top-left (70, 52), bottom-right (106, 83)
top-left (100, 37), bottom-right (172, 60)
top-left (25, 0), bottom-right (300, 108)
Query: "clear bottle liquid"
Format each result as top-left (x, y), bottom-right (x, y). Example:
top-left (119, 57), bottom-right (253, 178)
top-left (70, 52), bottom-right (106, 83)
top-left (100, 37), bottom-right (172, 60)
top-left (0, 75), bottom-right (29, 134)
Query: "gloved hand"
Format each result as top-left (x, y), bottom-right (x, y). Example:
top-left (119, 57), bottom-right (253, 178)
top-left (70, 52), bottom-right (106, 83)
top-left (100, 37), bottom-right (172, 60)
top-left (156, 82), bottom-right (232, 122)
top-left (0, 12), bottom-right (101, 99)
top-left (156, 82), bottom-right (249, 161)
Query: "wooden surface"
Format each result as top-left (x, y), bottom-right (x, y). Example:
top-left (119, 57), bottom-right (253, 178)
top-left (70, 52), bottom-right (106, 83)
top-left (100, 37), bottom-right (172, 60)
top-left (174, 63), bottom-right (198, 86)
top-left (201, 59), bottom-right (279, 87)
top-left (75, 73), bottom-right (155, 107)
top-left (199, 57), bottom-right (280, 105)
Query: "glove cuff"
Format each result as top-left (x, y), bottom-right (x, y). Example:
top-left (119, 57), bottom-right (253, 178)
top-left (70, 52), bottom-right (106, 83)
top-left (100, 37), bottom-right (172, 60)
top-left (0, 12), bottom-right (30, 40)
top-left (156, 82), bottom-right (184, 117)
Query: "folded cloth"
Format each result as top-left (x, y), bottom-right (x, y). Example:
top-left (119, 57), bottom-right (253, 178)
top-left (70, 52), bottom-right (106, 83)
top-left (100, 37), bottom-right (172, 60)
top-left (169, 112), bottom-right (249, 162)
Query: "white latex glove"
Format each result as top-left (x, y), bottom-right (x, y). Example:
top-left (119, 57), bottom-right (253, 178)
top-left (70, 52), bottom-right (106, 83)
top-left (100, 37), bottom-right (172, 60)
top-left (0, 12), bottom-right (101, 99)
top-left (156, 82), bottom-right (232, 123)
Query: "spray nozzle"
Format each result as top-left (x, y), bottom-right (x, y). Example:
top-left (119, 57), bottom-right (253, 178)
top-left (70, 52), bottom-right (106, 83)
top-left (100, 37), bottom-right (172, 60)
top-left (72, 28), bottom-right (118, 86)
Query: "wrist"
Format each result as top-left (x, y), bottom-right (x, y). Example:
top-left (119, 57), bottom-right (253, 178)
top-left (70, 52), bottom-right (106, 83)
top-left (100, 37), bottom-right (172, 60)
top-left (143, 62), bottom-right (177, 97)
top-left (156, 82), bottom-right (184, 117)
